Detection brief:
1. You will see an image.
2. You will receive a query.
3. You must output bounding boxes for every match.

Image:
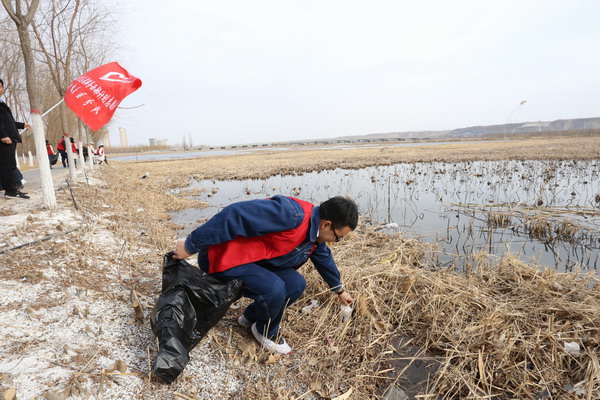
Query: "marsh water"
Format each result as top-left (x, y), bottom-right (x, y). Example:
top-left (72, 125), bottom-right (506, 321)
top-left (173, 159), bottom-right (600, 273)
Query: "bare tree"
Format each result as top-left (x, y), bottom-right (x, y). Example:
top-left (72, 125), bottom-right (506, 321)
top-left (1, 15), bottom-right (64, 152)
top-left (31, 0), bottom-right (80, 179)
top-left (1, 0), bottom-right (56, 208)
top-left (0, 18), bottom-right (30, 151)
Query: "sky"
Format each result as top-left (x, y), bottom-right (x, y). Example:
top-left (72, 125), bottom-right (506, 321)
top-left (108, 0), bottom-right (600, 146)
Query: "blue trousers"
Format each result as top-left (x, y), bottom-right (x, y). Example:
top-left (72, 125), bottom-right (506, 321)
top-left (207, 262), bottom-right (306, 338)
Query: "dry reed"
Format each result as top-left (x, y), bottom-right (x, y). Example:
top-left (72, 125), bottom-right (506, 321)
top-left (270, 228), bottom-right (599, 399)
top-left (13, 137), bottom-right (596, 399)
top-left (92, 145), bottom-right (600, 399)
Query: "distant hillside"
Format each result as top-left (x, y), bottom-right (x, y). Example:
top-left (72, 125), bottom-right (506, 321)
top-left (447, 117), bottom-right (600, 136)
top-left (336, 117), bottom-right (600, 141)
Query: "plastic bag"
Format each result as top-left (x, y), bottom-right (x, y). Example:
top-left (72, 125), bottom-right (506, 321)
top-left (150, 252), bottom-right (243, 383)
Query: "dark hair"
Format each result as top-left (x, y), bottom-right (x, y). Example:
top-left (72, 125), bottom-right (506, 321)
top-left (319, 196), bottom-right (359, 230)
top-left (0, 78), bottom-right (3, 87)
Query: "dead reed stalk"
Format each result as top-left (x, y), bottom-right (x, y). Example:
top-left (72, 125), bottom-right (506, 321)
top-left (283, 228), bottom-right (600, 398)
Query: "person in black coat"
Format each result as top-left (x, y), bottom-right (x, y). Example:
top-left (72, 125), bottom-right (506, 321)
top-left (0, 78), bottom-right (31, 199)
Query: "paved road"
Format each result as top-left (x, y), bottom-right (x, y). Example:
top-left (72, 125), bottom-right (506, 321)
top-left (21, 166), bottom-right (71, 192)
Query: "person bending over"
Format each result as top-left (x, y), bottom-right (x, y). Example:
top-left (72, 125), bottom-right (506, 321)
top-left (173, 195), bottom-right (358, 354)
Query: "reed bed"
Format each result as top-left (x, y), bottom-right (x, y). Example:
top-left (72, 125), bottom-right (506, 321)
top-left (263, 229), bottom-right (600, 399)
top-left (110, 135), bottom-right (600, 182)
top-left (458, 202), bottom-right (600, 247)
top-left (7, 136), bottom-right (595, 399)
top-left (90, 141), bottom-right (600, 399)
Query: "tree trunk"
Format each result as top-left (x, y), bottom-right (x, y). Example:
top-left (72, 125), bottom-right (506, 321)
top-left (15, 21), bottom-right (57, 208)
top-left (79, 119), bottom-right (93, 170)
top-left (77, 138), bottom-right (85, 171)
top-left (60, 104), bottom-right (78, 181)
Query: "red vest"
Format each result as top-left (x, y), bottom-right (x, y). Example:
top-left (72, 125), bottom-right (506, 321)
top-left (207, 198), bottom-right (314, 273)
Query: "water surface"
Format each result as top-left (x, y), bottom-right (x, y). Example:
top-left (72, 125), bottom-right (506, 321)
top-left (172, 160), bottom-right (600, 273)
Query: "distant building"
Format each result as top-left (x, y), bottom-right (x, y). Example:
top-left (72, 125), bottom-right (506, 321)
top-left (149, 138), bottom-right (169, 146)
top-left (119, 127), bottom-right (129, 147)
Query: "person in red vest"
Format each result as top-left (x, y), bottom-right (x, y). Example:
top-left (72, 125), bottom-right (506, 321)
top-left (173, 195), bottom-right (358, 354)
top-left (95, 144), bottom-right (107, 164)
top-left (56, 137), bottom-right (68, 168)
top-left (46, 140), bottom-right (57, 168)
top-left (45, 139), bottom-right (54, 155)
top-left (69, 137), bottom-right (78, 154)
top-left (69, 137), bottom-right (78, 167)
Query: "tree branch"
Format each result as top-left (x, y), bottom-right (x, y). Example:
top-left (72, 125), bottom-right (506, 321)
top-left (23, 0), bottom-right (41, 24)
top-left (1, 0), bottom-right (20, 25)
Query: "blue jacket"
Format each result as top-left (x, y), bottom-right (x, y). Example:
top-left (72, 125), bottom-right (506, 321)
top-left (184, 195), bottom-right (343, 291)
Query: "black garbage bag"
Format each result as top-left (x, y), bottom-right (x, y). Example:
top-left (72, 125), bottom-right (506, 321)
top-left (150, 252), bottom-right (243, 384)
top-left (49, 154), bottom-right (58, 165)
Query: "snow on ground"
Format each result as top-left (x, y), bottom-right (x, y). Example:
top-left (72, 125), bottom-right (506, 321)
top-left (0, 181), bottom-right (269, 400)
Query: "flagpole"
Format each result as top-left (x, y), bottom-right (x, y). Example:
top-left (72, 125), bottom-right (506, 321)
top-left (42, 98), bottom-right (64, 118)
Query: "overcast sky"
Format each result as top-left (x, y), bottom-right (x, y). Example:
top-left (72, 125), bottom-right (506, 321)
top-left (109, 0), bottom-right (600, 146)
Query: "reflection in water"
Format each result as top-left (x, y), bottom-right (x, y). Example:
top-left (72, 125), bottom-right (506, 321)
top-left (172, 160), bottom-right (600, 273)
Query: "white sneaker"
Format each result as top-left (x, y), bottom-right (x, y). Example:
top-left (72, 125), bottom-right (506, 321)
top-left (251, 323), bottom-right (292, 354)
top-left (237, 313), bottom-right (252, 328)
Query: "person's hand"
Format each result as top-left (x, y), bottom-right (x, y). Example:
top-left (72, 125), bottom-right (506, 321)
top-left (24, 123), bottom-right (31, 129)
top-left (338, 291), bottom-right (354, 305)
top-left (1, 137), bottom-right (12, 144)
top-left (172, 240), bottom-right (191, 260)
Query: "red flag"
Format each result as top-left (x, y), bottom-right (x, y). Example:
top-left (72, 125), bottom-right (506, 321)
top-left (64, 62), bottom-right (142, 131)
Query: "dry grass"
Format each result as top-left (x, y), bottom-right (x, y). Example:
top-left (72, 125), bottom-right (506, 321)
top-left (487, 212), bottom-right (512, 229)
top-left (84, 136), bottom-right (600, 399)
top-left (280, 230), bottom-right (599, 399)
top-left (106, 145), bottom-right (171, 154)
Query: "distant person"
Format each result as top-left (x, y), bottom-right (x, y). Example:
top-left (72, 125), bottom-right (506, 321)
top-left (172, 196), bottom-right (358, 354)
top-left (70, 137), bottom-right (78, 154)
top-left (57, 137), bottom-right (68, 168)
top-left (2, 166), bottom-right (25, 191)
top-left (95, 144), bottom-right (107, 164)
top-left (46, 139), bottom-right (54, 155)
top-left (0, 78), bottom-right (30, 199)
top-left (14, 167), bottom-right (25, 190)
top-left (46, 140), bottom-right (58, 168)
top-left (69, 137), bottom-right (78, 167)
